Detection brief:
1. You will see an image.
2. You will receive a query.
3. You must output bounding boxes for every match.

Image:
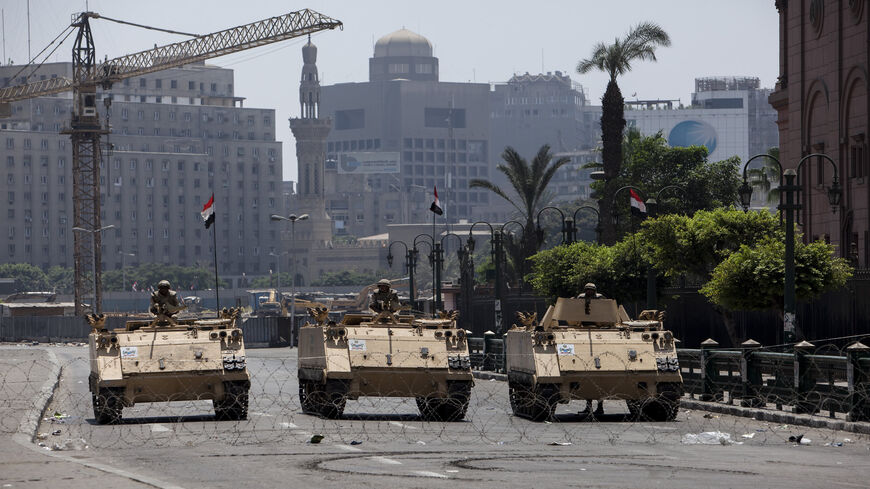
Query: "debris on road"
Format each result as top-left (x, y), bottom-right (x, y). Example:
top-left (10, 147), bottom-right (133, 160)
top-left (35, 433), bottom-right (48, 440)
top-left (742, 433), bottom-right (755, 439)
top-left (309, 434), bottom-right (324, 444)
top-left (52, 438), bottom-right (88, 451)
top-left (548, 441), bottom-right (572, 446)
top-left (349, 440), bottom-right (363, 445)
top-left (681, 432), bottom-right (740, 445)
top-left (788, 434), bottom-right (811, 445)
top-left (51, 429), bottom-right (61, 436)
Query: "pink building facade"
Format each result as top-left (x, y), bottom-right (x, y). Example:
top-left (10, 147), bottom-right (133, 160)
top-left (771, 0), bottom-right (869, 266)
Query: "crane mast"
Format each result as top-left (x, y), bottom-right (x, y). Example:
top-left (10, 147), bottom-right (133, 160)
top-left (0, 9), bottom-right (342, 315)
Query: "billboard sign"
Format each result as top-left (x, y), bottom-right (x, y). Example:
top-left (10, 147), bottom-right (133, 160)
top-left (338, 152), bottom-right (400, 174)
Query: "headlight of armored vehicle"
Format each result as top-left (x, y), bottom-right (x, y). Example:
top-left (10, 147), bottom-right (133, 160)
top-left (656, 356), bottom-right (679, 372)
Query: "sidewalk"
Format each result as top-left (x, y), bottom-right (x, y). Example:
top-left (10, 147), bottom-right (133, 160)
top-left (0, 346), bottom-right (157, 488)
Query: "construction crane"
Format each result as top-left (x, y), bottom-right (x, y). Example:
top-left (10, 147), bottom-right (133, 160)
top-left (0, 9), bottom-right (342, 315)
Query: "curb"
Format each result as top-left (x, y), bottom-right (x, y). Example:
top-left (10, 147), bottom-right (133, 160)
top-left (472, 369), bottom-right (870, 434)
top-left (13, 349), bottom-right (61, 444)
top-left (680, 398), bottom-right (870, 435)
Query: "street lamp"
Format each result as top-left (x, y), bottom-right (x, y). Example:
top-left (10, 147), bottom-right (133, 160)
top-left (72, 224), bottom-right (115, 314)
top-left (270, 213), bottom-right (309, 342)
top-left (535, 206), bottom-right (570, 246)
top-left (739, 153), bottom-right (841, 344)
top-left (413, 234), bottom-right (434, 313)
top-left (437, 232), bottom-right (465, 313)
top-left (119, 250), bottom-right (136, 292)
top-left (268, 251), bottom-right (288, 290)
top-left (643, 185), bottom-right (686, 309)
top-left (571, 205), bottom-right (601, 244)
top-left (387, 240), bottom-right (417, 310)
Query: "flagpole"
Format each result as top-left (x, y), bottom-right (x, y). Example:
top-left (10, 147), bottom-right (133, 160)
top-left (211, 193), bottom-right (221, 318)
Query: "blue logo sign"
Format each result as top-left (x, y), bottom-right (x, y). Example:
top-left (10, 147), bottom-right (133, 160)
top-left (668, 120), bottom-right (718, 154)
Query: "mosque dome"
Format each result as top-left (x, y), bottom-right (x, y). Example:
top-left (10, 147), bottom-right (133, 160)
top-left (373, 29), bottom-right (433, 58)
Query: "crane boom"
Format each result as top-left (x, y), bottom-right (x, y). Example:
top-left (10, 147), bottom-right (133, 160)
top-left (0, 76), bottom-right (74, 104)
top-left (0, 8), bottom-right (342, 103)
top-left (0, 8), bottom-right (342, 315)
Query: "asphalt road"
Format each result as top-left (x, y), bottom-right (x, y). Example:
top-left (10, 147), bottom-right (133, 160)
top-left (4, 345), bottom-right (870, 489)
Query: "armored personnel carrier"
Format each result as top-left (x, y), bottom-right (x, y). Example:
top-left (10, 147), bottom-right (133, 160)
top-left (86, 309), bottom-right (250, 424)
top-left (506, 297), bottom-right (682, 421)
top-left (298, 307), bottom-right (473, 420)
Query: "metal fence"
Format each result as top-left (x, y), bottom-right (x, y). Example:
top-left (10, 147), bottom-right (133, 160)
top-left (678, 338), bottom-right (870, 422)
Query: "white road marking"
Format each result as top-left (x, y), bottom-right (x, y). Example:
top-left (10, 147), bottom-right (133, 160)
top-left (370, 456), bottom-right (402, 465)
top-left (335, 444), bottom-right (363, 452)
top-left (150, 424), bottom-right (171, 432)
top-left (389, 421), bottom-right (418, 430)
top-left (249, 412), bottom-right (274, 417)
top-left (412, 471), bottom-right (449, 479)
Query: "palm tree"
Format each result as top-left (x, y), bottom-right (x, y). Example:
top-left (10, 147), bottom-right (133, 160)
top-left (470, 144), bottom-right (570, 281)
top-left (577, 22), bottom-right (671, 245)
top-left (747, 147), bottom-right (781, 208)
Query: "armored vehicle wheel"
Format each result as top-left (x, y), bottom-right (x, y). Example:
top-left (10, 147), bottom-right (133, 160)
top-left (214, 381), bottom-right (250, 421)
top-left (416, 380), bottom-right (471, 421)
top-left (92, 387), bottom-right (124, 424)
top-left (300, 379), bottom-right (347, 419)
top-left (629, 383), bottom-right (681, 421)
top-left (509, 382), bottom-right (557, 422)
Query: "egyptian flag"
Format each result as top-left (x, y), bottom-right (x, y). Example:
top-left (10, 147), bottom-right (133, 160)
top-left (201, 193), bottom-right (215, 229)
top-left (629, 189), bottom-right (646, 215)
top-left (430, 185), bottom-right (443, 215)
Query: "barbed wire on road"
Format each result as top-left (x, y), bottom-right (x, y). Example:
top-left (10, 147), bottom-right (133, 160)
top-left (0, 347), bottom-right (868, 451)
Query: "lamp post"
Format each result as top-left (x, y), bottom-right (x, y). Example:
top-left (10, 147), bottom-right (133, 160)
top-left (270, 213), bottom-right (308, 343)
top-left (119, 250), bottom-right (136, 292)
top-left (535, 206), bottom-right (570, 246)
top-left (268, 251), bottom-right (288, 290)
top-left (739, 153), bottom-right (841, 344)
top-left (438, 232), bottom-right (464, 312)
top-left (643, 185), bottom-right (686, 309)
top-left (414, 234), bottom-right (434, 313)
top-left (387, 240), bottom-right (417, 310)
top-left (502, 220), bottom-right (526, 294)
top-left (571, 205), bottom-right (601, 244)
top-left (72, 224), bottom-right (115, 314)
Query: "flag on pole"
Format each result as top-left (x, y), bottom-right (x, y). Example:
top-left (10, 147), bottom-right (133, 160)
top-left (201, 193), bottom-right (215, 228)
top-left (430, 185), bottom-right (443, 215)
top-left (629, 189), bottom-right (646, 215)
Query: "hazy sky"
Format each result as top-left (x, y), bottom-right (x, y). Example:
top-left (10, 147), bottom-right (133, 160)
top-left (2, 1), bottom-right (779, 178)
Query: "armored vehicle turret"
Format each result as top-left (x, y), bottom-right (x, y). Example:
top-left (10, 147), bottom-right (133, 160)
top-left (87, 309), bottom-right (250, 424)
top-left (298, 307), bottom-right (474, 420)
top-left (506, 297), bottom-right (682, 421)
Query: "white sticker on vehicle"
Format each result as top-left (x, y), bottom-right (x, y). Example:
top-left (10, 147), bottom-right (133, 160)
top-left (120, 346), bottom-right (138, 358)
top-left (348, 339), bottom-right (366, 352)
top-left (557, 343), bottom-right (575, 356)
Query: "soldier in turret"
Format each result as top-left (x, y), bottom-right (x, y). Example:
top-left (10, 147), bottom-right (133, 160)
top-left (370, 279), bottom-right (401, 313)
top-left (150, 280), bottom-right (183, 318)
top-left (576, 283), bottom-right (605, 299)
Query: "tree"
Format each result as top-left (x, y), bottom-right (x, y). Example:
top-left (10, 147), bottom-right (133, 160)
top-left (45, 266), bottom-right (74, 294)
top-left (528, 238), bottom-right (648, 304)
top-left (578, 22), bottom-right (671, 245)
top-left (310, 269), bottom-right (391, 287)
top-left (701, 237), bottom-right (852, 329)
top-left (640, 207), bottom-right (781, 282)
top-left (470, 144), bottom-right (570, 283)
top-left (0, 263), bottom-right (49, 292)
top-left (746, 147), bottom-right (781, 207)
top-left (102, 264), bottom-right (222, 292)
top-left (593, 131), bottom-right (741, 238)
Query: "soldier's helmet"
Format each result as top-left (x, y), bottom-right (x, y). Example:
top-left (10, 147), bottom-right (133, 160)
top-left (584, 283), bottom-right (597, 291)
top-left (158, 280), bottom-right (171, 290)
top-left (377, 279), bottom-right (391, 288)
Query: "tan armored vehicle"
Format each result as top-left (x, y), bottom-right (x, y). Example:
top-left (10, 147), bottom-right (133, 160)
top-left (298, 307), bottom-right (474, 420)
top-left (86, 309), bottom-right (250, 424)
top-left (506, 297), bottom-right (682, 421)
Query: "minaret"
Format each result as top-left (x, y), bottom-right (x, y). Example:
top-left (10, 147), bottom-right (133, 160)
top-left (289, 37), bottom-right (332, 284)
